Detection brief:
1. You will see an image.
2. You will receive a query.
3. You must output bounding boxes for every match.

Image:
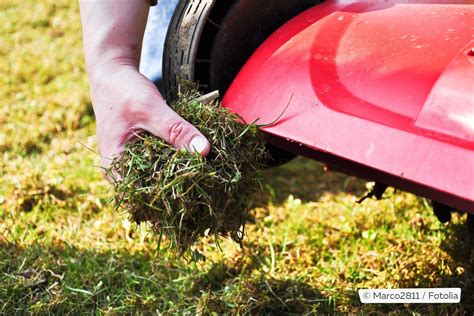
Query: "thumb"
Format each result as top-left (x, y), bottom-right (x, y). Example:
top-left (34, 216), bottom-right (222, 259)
top-left (141, 102), bottom-right (211, 156)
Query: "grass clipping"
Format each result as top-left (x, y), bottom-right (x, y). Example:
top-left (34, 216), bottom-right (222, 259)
top-left (108, 90), bottom-right (268, 256)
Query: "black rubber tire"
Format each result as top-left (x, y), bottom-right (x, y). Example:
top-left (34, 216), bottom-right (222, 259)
top-left (163, 0), bottom-right (320, 166)
top-left (467, 213), bottom-right (474, 235)
top-left (432, 201), bottom-right (452, 223)
top-left (163, 0), bottom-right (320, 99)
top-left (163, 0), bottom-right (217, 101)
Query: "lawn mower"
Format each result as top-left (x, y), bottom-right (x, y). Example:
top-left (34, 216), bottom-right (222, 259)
top-left (162, 0), bottom-right (474, 223)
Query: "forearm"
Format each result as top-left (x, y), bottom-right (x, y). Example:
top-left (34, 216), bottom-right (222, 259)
top-left (79, 0), bottom-right (149, 78)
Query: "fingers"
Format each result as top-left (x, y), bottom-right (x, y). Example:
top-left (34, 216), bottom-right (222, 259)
top-left (136, 98), bottom-right (211, 156)
top-left (99, 104), bottom-right (211, 185)
top-left (91, 67), bottom-right (211, 185)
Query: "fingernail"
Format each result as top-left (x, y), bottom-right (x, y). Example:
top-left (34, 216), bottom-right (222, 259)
top-left (189, 136), bottom-right (208, 154)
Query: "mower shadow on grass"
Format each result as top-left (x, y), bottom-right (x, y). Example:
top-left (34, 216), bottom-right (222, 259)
top-left (0, 240), bottom-right (336, 314)
top-left (254, 156), bottom-right (367, 208)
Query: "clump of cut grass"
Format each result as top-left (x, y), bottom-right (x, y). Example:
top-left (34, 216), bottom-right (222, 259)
top-left (108, 90), bottom-right (268, 256)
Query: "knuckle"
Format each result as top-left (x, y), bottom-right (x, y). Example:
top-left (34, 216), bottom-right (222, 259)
top-left (167, 120), bottom-right (192, 145)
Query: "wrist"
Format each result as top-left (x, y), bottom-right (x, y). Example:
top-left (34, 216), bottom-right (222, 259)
top-left (86, 48), bottom-right (138, 84)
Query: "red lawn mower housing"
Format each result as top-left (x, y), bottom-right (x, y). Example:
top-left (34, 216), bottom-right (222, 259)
top-left (164, 0), bottom-right (474, 213)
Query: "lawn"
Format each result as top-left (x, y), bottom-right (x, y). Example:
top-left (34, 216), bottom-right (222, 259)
top-left (1, 0), bottom-right (473, 314)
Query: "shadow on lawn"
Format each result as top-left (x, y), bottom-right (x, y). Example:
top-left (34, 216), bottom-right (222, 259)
top-left (4, 156), bottom-right (472, 313)
top-left (254, 156), bottom-right (367, 207)
top-left (3, 220), bottom-right (473, 313)
top-left (0, 240), bottom-right (336, 314)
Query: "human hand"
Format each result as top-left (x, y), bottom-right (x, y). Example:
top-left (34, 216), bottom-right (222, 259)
top-left (88, 61), bottom-right (211, 181)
